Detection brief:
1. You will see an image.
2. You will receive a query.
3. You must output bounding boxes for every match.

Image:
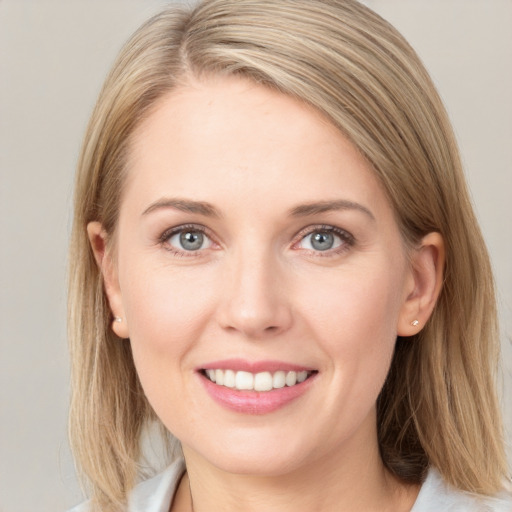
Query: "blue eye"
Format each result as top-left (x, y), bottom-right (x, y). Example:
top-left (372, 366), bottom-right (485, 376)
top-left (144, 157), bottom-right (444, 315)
top-left (165, 227), bottom-right (213, 252)
top-left (297, 227), bottom-right (351, 253)
top-left (310, 232), bottom-right (337, 251)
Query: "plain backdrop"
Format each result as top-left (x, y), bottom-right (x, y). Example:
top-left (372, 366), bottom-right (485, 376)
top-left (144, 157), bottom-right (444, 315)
top-left (0, 1), bottom-right (511, 511)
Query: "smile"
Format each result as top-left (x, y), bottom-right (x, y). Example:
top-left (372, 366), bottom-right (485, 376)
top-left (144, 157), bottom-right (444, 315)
top-left (202, 369), bottom-right (314, 391)
top-left (198, 360), bottom-right (318, 414)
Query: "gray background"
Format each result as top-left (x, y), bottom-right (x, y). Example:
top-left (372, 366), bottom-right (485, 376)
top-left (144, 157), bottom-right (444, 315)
top-left (0, 1), bottom-right (510, 511)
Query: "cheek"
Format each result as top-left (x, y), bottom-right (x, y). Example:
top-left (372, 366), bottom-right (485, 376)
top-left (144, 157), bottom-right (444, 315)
top-left (118, 260), bottom-right (218, 424)
top-left (117, 260), bottom-right (220, 420)
top-left (120, 260), bottom-right (216, 353)
top-left (299, 262), bottom-right (405, 387)
top-left (304, 264), bottom-right (404, 339)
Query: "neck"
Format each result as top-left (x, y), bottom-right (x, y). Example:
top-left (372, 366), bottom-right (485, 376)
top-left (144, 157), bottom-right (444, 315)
top-left (177, 433), bottom-right (419, 512)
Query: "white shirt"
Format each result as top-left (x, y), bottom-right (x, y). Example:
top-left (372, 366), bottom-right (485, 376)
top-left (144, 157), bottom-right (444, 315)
top-left (69, 459), bottom-right (512, 511)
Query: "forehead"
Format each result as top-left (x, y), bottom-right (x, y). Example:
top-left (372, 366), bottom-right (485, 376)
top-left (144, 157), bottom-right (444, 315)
top-left (123, 75), bottom-right (390, 217)
top-left (129, 75), bottom-right (343, 163)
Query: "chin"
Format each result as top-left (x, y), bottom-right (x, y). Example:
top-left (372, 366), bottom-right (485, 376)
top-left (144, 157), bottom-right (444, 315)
top-left (184, 430), bottom-right (312, 477)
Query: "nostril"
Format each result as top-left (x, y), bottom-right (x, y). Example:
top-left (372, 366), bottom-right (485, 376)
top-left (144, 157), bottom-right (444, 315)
top-left (217, 293), bottom-right (293, 337)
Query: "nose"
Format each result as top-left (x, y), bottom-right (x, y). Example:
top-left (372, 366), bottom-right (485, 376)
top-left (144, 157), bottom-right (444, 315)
top-left (216, 247), bottom-right (293, 339)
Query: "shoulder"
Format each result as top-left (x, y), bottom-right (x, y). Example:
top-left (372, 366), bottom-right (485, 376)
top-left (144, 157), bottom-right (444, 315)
top-left (412, 467), bottom-right (512, 512)
top-left (67, 458), bottom-right (186, 512)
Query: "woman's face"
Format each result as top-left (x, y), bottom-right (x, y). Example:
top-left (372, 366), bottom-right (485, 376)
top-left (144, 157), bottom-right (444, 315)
top-left (101, 76), bottom-right (418, 476)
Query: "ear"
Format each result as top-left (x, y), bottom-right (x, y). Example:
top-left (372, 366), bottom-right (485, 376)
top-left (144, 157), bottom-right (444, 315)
top-left (87, 221), bottom-right (129, 339)
top-left (397, 232), bottom-right (445, 336)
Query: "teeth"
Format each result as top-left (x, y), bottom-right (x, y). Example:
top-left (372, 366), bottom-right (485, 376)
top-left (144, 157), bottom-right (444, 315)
top-left (273, 371), bottom-right (286, 389)
top-left (254, 371), bottom-right (273, 391)
top-left (285, 371), bottom-right (297, 387)
top-left (235, 371), bottom-right (254, 390)
top-left (204, 369), bottom-right (312, 391)
top-left (224, 369), bottom-right (235, 388)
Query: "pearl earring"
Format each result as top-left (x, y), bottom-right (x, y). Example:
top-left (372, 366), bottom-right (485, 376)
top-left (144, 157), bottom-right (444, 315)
top-left (411, 320), bottom-right (419, 326)
top-left (114, 317), bottom-right (122, 323)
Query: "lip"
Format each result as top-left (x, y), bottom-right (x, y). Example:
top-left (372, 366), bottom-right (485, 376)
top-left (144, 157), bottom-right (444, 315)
top-left (197, 359), bottom-right (317, 415)
top-left (199, 358), bottom-right (315, 373)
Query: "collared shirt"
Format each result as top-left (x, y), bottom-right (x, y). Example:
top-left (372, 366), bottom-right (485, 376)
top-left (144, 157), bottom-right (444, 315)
top-left (69, 459), bottom-right (512, 512)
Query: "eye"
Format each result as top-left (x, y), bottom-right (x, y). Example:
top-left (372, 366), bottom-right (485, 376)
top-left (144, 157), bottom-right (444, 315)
top-left (300, 231), bottom-right (341, 251)
top-left (295, 226), bottom-right (353, 254)
top-left (162, 225), bottom-right (214, 253)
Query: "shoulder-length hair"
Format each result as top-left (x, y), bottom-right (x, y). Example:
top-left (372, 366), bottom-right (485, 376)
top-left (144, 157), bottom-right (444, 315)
top-left (69, 0), bottom-right (508, 509)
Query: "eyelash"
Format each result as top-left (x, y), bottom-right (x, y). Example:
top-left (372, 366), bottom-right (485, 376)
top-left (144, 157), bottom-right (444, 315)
top-left (159, 224), bottom-right (214, 258)
top-left (158, 223), bottom-right (355, 257)
top-left (293, 224), bottom-right (355, 257)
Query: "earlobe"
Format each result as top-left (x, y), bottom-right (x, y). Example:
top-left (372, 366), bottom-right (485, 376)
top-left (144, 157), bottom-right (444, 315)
top-left (397, 232), bottom-right (445, 336)
top-left (87, 222), bottom-right (129, 338)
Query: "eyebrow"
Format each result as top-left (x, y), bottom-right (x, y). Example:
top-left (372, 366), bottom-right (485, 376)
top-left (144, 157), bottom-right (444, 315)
top-left (289, 200), bottom-right (375, 221)
top-left (142, 198), bottom-right (221, 217)
top-left (142, 197), bottom-right (374, 221)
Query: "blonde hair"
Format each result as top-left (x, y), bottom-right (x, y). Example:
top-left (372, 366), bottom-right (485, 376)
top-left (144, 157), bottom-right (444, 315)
top-left (69, 0), bottom-right (508, 509)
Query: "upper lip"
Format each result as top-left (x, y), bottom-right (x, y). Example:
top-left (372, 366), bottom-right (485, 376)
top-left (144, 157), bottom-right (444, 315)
top-left (199, 359), bottom-right (316, 374)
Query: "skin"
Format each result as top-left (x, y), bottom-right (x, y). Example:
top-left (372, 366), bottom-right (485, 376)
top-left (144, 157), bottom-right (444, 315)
top-left (89, 75), bottom-right (444, 512)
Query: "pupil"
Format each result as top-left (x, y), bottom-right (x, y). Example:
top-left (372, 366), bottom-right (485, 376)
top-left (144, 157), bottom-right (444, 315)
top-left (180, 231), bottom-right (203, 250)
top-left (311, 232), bottom-right (334, 251)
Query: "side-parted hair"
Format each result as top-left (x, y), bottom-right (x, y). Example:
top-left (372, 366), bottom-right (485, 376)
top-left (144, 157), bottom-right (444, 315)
top-left (69, 0), bottom-right (508, 509)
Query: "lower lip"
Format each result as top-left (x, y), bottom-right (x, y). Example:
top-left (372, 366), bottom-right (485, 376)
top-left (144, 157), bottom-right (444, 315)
top-left (199, 373), bottom-right (316, 415)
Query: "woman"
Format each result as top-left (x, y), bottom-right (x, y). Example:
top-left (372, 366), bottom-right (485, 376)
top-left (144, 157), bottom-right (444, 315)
top-left (68, 1), bottom-right (512, 510)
